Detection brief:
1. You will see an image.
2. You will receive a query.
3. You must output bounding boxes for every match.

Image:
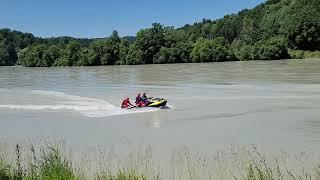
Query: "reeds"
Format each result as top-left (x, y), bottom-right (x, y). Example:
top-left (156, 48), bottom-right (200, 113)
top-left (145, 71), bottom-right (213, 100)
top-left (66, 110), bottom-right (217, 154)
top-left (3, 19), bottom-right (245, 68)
top-left (0, 144), bottom-right (75, 180)
top-left (0, 143), bottom-right (149, 180)
top-left (0, 143), bottom-right (319, 180)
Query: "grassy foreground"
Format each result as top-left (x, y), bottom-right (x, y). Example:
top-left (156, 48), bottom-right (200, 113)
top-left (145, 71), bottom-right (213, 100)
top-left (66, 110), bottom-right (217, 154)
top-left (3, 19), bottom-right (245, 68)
top-left (0, 143), bottom-right (319, 180)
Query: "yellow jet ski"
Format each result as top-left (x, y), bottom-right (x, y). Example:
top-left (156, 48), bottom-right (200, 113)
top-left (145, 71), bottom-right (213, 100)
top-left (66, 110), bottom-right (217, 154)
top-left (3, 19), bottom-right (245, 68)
top-left (147, 98), bottom-right (167, 108)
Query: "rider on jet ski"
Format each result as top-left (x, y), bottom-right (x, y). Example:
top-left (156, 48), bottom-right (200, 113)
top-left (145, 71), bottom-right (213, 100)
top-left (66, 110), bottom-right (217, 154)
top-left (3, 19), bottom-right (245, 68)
top-left (136, 93), bottom-right (142, 103)
top-left (135, 93), bottom-right (143, 107)
top-left (135, 92), bottom-right (150, 107)
top-left (141, 92), bottom-right (150, 105)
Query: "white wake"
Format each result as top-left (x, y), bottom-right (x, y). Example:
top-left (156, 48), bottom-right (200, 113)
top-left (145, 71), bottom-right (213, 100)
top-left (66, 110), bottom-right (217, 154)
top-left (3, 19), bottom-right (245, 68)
top-left (0, 90), bottom-right (158, 118)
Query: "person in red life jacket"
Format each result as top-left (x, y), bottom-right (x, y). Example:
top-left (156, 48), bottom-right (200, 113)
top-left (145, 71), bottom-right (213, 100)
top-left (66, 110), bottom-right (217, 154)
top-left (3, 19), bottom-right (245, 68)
top-left (135, 93), bottom-right (143, 107)
top-left (121, 98), bottom-right (134, 109)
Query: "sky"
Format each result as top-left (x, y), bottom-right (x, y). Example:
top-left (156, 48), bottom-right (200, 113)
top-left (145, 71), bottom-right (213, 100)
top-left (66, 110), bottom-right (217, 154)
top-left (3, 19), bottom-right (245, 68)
top-left (0, 0), bottom-right (265, 38)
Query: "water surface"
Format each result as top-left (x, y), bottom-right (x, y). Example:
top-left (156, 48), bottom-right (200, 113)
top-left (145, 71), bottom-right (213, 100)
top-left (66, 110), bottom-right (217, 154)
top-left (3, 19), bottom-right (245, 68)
top-left (1, 59), bottom-right (320, 154)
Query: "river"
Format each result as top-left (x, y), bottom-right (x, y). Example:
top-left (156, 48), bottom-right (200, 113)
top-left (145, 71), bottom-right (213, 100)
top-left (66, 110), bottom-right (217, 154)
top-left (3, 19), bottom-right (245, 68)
top-left (1, 59), bottom-right (320, 155)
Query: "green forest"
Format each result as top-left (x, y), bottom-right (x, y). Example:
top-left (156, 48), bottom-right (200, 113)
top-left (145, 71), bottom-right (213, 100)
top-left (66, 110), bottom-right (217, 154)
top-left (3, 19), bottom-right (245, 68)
top-left (1, 0), bottom-right (319, 67)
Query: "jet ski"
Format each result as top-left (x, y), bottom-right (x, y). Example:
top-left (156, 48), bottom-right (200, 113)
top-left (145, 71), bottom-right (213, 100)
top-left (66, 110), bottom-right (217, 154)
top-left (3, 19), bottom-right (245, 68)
top-left (135, 97), bottom-right (167, 108)
top-left (147, 98), bottom-right (167, 108)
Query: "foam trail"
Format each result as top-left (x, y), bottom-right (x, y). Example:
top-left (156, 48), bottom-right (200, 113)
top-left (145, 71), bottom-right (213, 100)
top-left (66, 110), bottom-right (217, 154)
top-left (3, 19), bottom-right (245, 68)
top-left (0, 105), bottom-right (106, 111)
top-left (0, 90), bottom-right (159, 118)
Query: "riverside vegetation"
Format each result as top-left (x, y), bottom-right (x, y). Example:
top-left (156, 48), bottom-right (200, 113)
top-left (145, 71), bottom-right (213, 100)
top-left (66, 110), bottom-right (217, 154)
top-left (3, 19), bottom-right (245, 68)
top-left (1, 0), bottom-right (320, 67)
top-left (0, 142), bottom-right (319, 180)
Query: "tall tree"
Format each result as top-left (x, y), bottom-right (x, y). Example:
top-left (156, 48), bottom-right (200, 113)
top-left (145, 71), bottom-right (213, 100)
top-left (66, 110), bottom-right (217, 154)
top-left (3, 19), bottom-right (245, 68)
top-left (135, 23), bottom-right (166, 64)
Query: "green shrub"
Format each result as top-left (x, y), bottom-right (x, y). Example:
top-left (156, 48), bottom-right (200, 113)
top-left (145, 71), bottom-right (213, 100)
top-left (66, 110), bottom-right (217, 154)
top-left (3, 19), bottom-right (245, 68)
top-left (236, 45), bottom-right (255, 61)
top-left (191, 37), bottom-right (229, 62)
top-left (37, 146), bottom-right (75, 180)
top-left (253, 36), bottom-right (289, 60)
top-left (0, 158), bottom-right (13, 180)
top-left (288, 49), bottom-right (320, 59)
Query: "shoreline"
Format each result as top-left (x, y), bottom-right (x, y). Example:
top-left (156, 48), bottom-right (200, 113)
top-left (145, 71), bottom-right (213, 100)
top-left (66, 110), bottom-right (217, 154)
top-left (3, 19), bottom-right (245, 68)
top-left (1, 57), bottom-right (320, 68)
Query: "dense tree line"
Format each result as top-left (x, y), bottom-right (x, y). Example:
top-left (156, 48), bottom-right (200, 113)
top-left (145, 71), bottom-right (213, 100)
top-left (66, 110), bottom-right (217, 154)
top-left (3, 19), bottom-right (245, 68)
top-left (0, 0), bottom-right (319, 67)
top-left (0, 28), bottom-right (36, 65)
